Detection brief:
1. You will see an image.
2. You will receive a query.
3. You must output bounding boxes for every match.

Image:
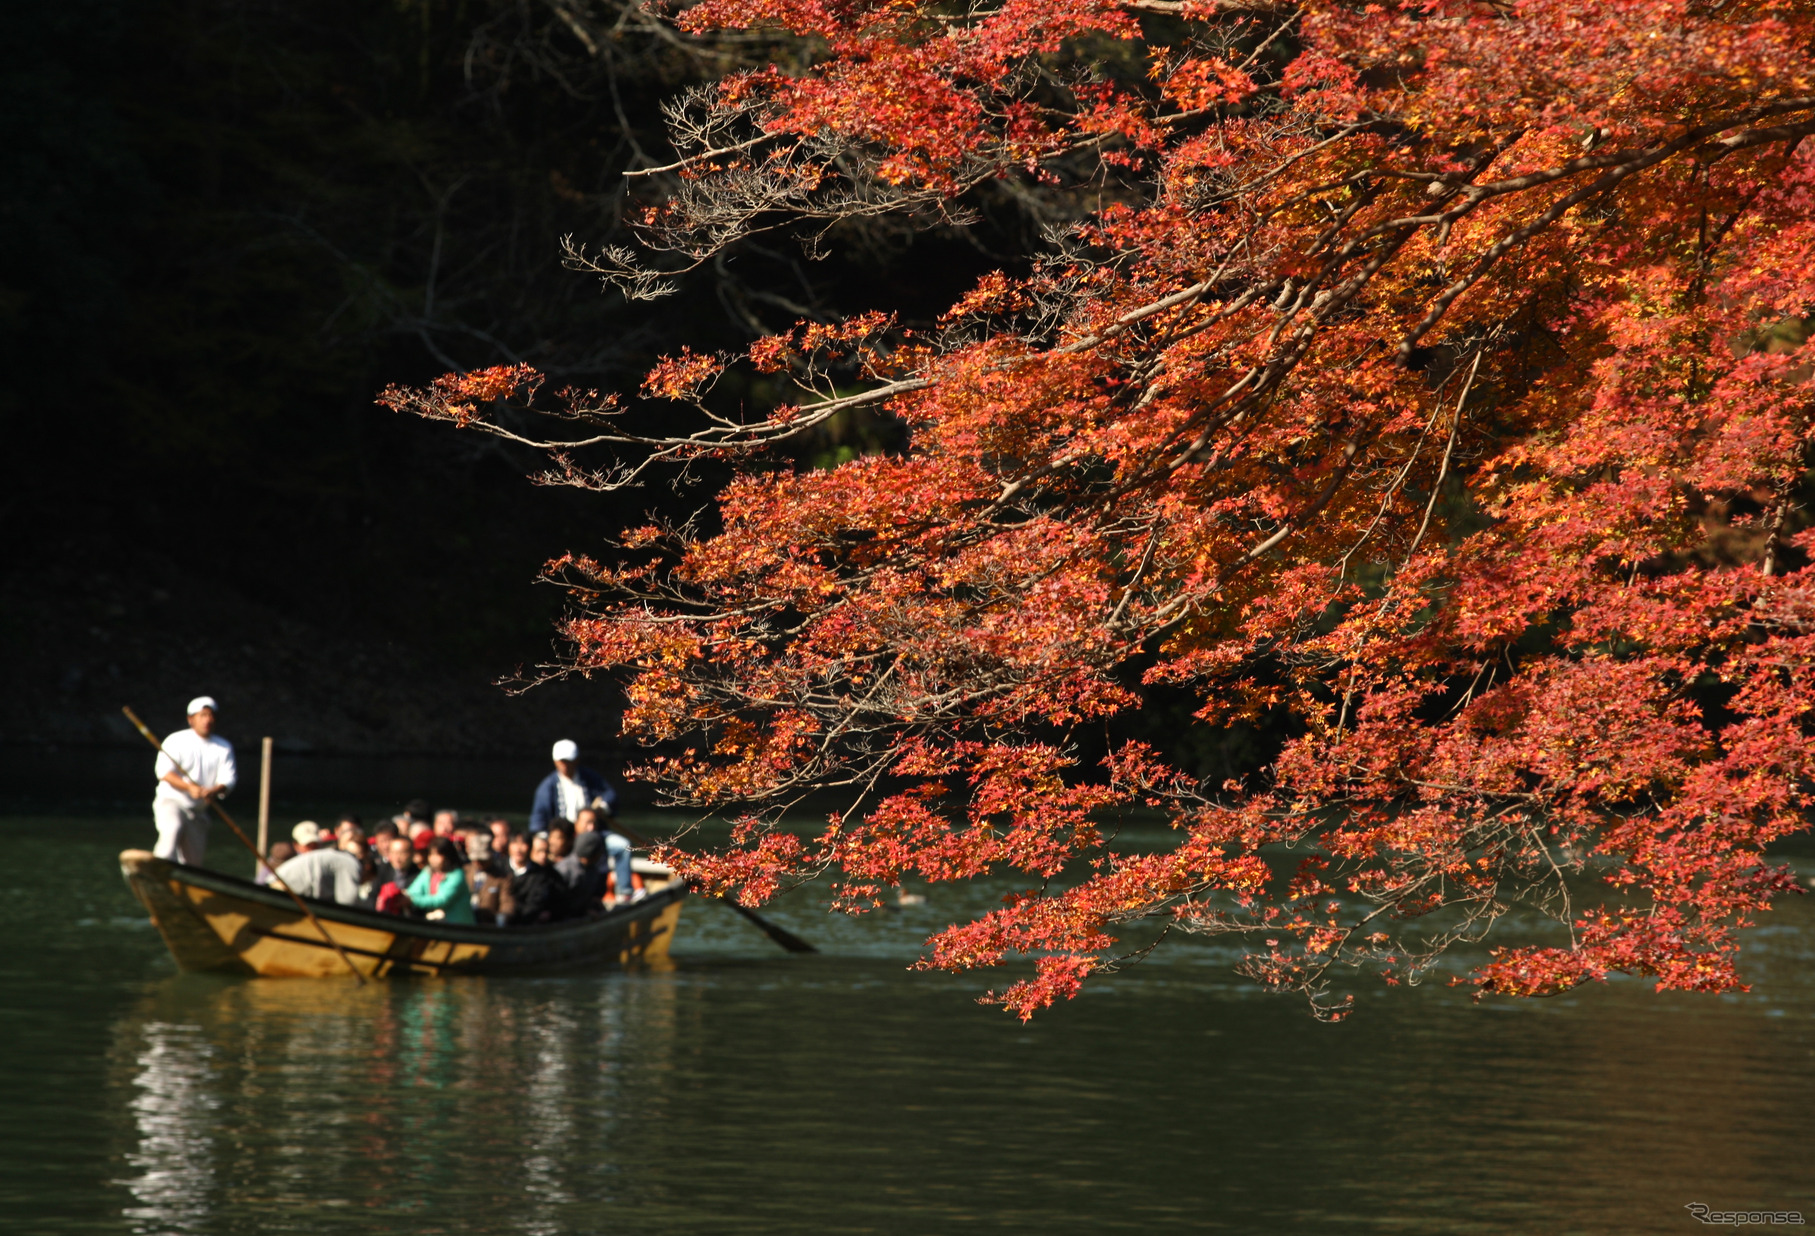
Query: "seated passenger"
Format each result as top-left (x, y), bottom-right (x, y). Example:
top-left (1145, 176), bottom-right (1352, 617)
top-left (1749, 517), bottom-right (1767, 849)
top-left (347, 840), bottom-right (380, 909)
top-left (486, 817), bottom-right (512, 857)
top-left (377, 836), bottom-right (418, 890)
top-left (463, 830), bottom-right (507, 922)
top-left (257, 840), bottom-right (296, 886)
top-left (555, 830), bottom-right (608, 918)
top-left (404, 838), bottom-right (475, 924)
top-left (575, 807), bottom-right (636, 908)
top-left (432, 808), bottom-right (460, 840)
top-left (503, 833), bottom-right (558, 926)
top-left (408, 820), bottom-right (434, 853)
top-left (335, 815), bottom-right (364, 852)
top-left (271, 835), bottom-right (363, 905)
top-left (529, 832), bottom-right (550, 867)
top-left (547, 822), bottom-right (575, 864)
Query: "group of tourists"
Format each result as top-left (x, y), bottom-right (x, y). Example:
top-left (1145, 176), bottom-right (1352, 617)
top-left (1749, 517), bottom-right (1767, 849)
top-left (259, 801), bottom-right (644, 926)
top-left (151, 697), bottom-right (641, 928)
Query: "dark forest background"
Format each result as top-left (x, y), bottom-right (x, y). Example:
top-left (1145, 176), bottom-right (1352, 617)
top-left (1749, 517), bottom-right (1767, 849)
top-left (1, 0), bottom-right (1277, 783)
top-left (0, 0), bottom-right (1008, 761)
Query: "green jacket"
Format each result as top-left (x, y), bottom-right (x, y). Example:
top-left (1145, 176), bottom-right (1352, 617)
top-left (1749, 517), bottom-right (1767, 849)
top-left (404, 867), bottom-right (476, 924)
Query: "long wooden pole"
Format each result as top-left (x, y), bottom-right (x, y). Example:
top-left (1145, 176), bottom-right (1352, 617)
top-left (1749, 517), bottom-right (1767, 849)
top-left (718, 894), bottom-right (819, 954)
top-left (124, 706), bottom-right (367, 984)
top-left (684, 881), bottom-right (817, 954)
top-left (256, 736), bottom-right (273, 881)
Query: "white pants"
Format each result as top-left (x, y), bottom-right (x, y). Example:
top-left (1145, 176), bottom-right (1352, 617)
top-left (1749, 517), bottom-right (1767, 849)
top-left (153, 798), bottom-right (209, 867)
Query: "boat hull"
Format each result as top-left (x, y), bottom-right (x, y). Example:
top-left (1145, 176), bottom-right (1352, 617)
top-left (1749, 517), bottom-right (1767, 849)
top-left (119, 849), bottom-right (685, 978)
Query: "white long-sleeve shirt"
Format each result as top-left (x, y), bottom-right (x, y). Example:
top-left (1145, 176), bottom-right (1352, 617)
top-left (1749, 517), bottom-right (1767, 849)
top-left (154, 729), bottom-right (237, 806)
top-left (557, 773), bottom-right (591, 822)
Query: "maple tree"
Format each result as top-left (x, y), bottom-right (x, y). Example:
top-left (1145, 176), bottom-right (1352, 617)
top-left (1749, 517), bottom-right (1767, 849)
top-left (385, 0), bottom-right (1815, 1018)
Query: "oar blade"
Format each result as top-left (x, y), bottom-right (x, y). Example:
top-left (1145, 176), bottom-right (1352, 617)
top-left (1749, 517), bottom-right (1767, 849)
top-left (722, 896), bottom-right (819, 954)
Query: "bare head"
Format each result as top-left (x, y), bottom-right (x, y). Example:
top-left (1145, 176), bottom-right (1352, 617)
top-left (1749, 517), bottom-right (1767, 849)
top-left (547, 824), bottom-right (573, 861)
top-left (573, 831), bottom-right (604, 870)
top-left (488, 818), bottom-right (512, 850)
top-left (530, 833), bottom-right (549, 865)
top-left (426, 838), bottom-right (460, 873)
top-left (508, 834), bottom-right (532, 866)
top-left (574, 807), bottom-right (600, 834)
top-left (433, 809), bottom-right (458, 838)
top-left (387, 837), bottom-right (415, 870)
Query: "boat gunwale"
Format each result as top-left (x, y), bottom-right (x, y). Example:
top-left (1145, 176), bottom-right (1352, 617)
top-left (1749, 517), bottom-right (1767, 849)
top-left (126, 852), bottom-right (687, 946)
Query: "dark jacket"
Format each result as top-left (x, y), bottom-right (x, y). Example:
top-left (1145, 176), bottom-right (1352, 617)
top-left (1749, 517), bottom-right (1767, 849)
top-left (374, 858), bottom-right (417, 891)
top-left (554, 853), bottom-right (608, 919)
top-left (503, 862), bottom-right (560, 926)
top-left (529, 766), bottom-right (618, 834)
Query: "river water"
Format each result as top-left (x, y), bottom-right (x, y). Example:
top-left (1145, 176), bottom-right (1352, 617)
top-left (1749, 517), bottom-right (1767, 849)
top-left (3, 758), bottom-right (1812, 1234)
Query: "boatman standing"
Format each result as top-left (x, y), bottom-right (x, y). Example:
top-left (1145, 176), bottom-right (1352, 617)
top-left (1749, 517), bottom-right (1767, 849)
top-left (529, 739), bottom-right (617, 834)
top-left (152, 696), bottom-right (237, 867)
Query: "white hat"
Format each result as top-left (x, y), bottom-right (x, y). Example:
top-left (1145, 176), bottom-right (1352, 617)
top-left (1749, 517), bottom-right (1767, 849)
top-left (551, 739), bottom-right (580, 761)
top-left (291, 820), bottom-right (324, 846)
top-left (186, 695), bottom-right (218, 716)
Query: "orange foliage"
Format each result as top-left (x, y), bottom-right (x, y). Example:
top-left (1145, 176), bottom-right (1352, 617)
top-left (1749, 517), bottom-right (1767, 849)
top-left (390, 0), bottom-right (1815, 1018)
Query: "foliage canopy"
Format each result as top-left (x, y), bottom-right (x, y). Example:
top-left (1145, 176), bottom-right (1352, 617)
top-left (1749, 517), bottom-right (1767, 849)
top-left (388, 0), bottom-right (1815, 1017)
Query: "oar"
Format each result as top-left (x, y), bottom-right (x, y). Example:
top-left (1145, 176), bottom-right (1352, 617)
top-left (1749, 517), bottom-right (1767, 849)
top-left (123, 706), bottom-right (368, 984)
top-left (697, 884), bottom-right (818, 954)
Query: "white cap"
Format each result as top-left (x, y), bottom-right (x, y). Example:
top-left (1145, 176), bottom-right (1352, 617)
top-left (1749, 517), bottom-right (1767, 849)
top-left (292, 820), bottom-right (323, 846)
top-left (551, 739), bottom-right (579, 762)
top-left (187, 695), bottom-right (218, 716)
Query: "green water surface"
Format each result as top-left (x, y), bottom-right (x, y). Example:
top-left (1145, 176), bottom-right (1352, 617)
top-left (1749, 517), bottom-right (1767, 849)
top-left (2, 807), bottom-right (1811, 1235)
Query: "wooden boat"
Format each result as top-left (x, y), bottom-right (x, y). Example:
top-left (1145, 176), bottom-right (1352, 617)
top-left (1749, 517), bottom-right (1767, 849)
top-left (119, 849), bottom-right (687, 978)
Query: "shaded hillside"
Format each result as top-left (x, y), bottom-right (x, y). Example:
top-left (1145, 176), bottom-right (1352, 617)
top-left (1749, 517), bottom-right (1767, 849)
top-left (0, 545), bottom-right (622, 756)
top-left (1, 0), bottom-right (1012, 700)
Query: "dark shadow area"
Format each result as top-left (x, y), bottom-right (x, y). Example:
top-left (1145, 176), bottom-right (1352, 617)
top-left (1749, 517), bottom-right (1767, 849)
top-left (1, 0), bottom-right (1024, 756)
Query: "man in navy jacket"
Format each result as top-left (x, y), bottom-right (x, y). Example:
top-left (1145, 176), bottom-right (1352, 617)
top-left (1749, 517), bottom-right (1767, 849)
top-left (529, 739), bottom-right (619, 834)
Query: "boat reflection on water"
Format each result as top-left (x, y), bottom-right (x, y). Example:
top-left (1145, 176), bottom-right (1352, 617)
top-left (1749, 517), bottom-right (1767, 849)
top-left (109, 972), bottom-right (683, 1231)
top-left (79, 843), bottom-right (1815, 1235)
top-left (119, 1021), bottom-right (219, 1235)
